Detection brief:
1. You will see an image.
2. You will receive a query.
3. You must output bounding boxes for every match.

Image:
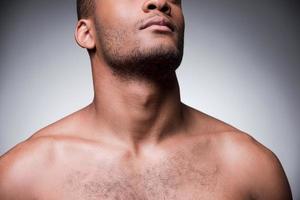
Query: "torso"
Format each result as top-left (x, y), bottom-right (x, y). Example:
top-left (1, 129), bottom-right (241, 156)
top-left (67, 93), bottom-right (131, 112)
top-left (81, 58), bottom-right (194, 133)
top-left (0, 106), bottom-right (260, 200)
top-left (0, 106), bottom-right (292, 200)
top-left (26, 134), bottom-right (251, 200)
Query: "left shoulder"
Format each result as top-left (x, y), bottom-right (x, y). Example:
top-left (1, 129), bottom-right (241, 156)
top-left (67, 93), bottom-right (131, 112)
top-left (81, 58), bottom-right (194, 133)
top-left (216, 131), bottom-right (293, 200)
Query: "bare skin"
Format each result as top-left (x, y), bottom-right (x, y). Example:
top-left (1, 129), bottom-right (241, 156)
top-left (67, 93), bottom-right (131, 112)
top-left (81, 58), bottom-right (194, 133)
top-left (0, 0), bottom-right (292, 199)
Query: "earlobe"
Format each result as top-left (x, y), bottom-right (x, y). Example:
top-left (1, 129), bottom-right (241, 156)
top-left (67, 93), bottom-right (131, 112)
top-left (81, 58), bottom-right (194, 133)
top-left (75, 19), bottom-right (96, 50)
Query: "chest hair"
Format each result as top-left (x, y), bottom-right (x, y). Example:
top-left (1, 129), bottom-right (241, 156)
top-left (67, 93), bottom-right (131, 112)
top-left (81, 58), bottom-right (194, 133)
top-left (63, 145), bottom-right (219, 200)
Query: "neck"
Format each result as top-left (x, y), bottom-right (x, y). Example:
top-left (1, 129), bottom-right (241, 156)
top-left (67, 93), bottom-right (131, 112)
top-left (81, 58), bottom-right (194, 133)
top-left (88, 56), bottom-right (185, 151)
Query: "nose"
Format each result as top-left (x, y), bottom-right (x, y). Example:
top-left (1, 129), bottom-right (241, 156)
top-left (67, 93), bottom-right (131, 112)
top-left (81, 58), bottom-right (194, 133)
top-left (142, 0), bottom-right (171, 15)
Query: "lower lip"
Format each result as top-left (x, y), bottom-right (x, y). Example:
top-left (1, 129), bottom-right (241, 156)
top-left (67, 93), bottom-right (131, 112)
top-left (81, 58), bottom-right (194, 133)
top-left (145, 25), bottom-right (172, 32)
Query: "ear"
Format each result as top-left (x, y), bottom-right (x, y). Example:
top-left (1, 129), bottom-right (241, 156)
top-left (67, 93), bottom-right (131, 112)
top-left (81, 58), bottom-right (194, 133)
top-left (75, 19), bottom-right (96, 50)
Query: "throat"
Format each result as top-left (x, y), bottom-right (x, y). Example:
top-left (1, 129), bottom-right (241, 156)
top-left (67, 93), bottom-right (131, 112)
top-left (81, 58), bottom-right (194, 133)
top-left (91, 73), bottom-right (184, 149)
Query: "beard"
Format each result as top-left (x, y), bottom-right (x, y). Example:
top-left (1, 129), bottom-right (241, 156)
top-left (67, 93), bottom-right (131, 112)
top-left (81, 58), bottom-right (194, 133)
top-left (94, 17), bottom-right (184, 82)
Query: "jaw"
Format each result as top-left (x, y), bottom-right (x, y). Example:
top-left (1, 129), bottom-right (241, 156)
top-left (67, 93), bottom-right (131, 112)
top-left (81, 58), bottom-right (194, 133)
top-left (93, 21), bottom-right (184, 82)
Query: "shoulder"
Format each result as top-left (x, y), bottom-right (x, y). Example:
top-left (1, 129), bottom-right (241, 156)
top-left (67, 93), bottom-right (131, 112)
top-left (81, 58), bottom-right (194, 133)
top-left (216, 130), bottom-right (278, 169)
top-left (0, 133), bottom-right (91, 199)
top-left (215, 131), bottom-right (292, 200)
top-left (0, 136), bottom-right (58, 199)
top-left (184, 105), bottom-right (292, 199)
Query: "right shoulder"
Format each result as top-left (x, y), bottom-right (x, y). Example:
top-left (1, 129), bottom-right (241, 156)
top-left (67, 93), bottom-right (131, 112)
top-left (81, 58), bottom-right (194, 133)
top-left (0, 136), bottom-right (57, 199)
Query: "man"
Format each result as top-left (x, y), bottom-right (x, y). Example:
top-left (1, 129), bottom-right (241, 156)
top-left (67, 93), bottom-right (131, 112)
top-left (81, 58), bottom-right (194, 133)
top-left (0, 0), bottom-right (292, 199)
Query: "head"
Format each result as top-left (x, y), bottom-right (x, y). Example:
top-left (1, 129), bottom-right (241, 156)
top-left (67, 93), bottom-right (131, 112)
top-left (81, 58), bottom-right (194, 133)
top-left (75, 0), bottom-right (185, 81)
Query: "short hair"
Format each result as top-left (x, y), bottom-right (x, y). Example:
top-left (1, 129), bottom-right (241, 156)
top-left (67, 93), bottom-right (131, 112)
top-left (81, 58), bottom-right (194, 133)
top-left (76, 0), bottom-right (95, 20)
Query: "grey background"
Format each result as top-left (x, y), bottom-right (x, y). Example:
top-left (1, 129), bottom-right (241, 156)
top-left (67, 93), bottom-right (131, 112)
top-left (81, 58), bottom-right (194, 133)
top-left (0, 0), bottom-right (299, 198)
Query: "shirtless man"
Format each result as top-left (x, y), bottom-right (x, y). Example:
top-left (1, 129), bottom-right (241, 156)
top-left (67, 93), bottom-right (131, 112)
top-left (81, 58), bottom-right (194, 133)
top-left (0, 0), bottom-right (292, 199)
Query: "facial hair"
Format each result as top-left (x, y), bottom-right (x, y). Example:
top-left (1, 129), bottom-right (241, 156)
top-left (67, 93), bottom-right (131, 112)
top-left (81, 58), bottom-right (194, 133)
top-left (94, 15), bottom-right (184, 82)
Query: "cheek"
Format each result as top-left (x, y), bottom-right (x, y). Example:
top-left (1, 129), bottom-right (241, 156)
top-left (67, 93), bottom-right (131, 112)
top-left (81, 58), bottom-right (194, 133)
top-left (173, 10), bottom-right (185, 31)
top-left (100, 2), bottom-right (139, 30)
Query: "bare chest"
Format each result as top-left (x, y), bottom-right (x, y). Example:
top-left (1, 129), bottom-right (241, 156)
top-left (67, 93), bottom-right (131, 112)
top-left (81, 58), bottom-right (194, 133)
top-left (60, 161), bottom-right (219, 200)
top-left (34, 156), bottom-right (244, 200)
top-left (31, 141), bottom-right (248, 200)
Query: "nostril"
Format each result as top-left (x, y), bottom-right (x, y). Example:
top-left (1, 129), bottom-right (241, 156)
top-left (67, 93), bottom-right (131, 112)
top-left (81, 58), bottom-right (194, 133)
top-left (148, 4), bottom-right (157, 10)
top-left (143, 1), bottom-right (171, 15)
top-left (161, 5), bottom-right (170, 13)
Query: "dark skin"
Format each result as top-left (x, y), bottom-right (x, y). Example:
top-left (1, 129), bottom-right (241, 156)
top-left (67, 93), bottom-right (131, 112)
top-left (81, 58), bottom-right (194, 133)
top-left (0, 0), bottom-right (292, 199)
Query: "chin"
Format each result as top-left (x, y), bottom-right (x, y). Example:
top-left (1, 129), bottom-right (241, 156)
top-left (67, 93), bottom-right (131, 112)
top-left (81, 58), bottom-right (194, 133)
top-left (140, 42), bottom-right (180, 56)
top-left (144, 37), bottom-right (178, 48)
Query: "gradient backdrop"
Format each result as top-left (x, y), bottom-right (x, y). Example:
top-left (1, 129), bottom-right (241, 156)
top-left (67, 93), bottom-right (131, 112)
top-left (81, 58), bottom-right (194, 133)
top-left (0, 0), bottom-right (299, 198)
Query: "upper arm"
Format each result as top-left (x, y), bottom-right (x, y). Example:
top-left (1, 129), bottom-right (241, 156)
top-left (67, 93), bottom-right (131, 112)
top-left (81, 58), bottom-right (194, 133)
top-left (221, 131), bottom-right (292, 200)
top-left (0, 142), bottom-right (31, 199)
top-left (250, 148), bottom-right (293, 200)
top-left (0, 138), bottom-right (54, 199)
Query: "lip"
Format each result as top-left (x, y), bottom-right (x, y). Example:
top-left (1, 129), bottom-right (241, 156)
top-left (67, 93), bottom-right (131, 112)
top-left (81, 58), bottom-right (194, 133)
top-left (140, 16), bottom-right (175, 32)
